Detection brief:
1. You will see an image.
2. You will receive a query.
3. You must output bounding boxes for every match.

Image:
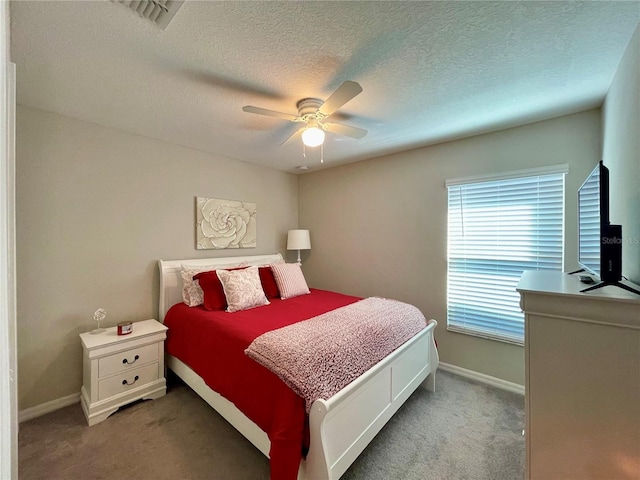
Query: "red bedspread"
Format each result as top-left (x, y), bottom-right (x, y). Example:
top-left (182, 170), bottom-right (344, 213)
top-left (164, 288), bottom-right (361, 480)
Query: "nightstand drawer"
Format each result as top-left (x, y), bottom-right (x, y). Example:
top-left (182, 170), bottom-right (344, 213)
top-left (98, 343), bottom-right (159, 378)
top-left (98, 362), bottom-right (159, 401)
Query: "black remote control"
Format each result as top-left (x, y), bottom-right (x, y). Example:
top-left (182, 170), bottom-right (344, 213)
top-left (579, 275), bottom-right (595, 284)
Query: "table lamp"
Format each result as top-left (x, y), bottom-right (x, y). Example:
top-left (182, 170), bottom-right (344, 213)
top-left (287, 229), bottom-right (311, 264)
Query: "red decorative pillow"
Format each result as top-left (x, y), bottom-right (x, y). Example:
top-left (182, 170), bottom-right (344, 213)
top-left (195, 265), bottom-right (280, 310)
top-left (194, 270), bottom-right (229, 311)
top-left (258, 266), bottom-right (280, 299)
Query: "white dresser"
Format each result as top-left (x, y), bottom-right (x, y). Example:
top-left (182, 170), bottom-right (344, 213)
top-left (80, 319), bottom-right (168, 426)
top-left (517, 271), bottom-right (640, 480)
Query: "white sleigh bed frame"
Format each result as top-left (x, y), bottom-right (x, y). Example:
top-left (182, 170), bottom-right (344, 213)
top-left (158, 254), bottom-right (439, 480)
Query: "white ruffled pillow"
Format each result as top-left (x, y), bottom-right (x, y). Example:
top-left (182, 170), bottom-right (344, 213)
top-left (270, 262), bottom-right (311, 300)
top-left (180, 262), bottom-right (248, 307)
top-left (181, 265), bottom-right (217, 307)
top-left (216, 266), bottom-right (270, 313)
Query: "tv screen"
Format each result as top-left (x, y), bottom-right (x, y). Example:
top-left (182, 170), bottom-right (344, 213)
top-left (576, 162), bottom-right (638, 294)
top-left (577, 161), bottom-right (608, 276)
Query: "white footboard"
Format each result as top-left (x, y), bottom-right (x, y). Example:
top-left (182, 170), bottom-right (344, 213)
top-left (302, 320), bottom-right (438, 480)
top-left (166, 321), bottom-right (438, 480)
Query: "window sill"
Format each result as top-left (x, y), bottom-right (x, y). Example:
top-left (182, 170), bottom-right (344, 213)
top-left (446, 326), bottom-right (524, 347)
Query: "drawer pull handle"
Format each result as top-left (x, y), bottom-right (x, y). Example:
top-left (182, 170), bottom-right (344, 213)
top-left (122, 375), bottom-right (139, 386)
top-left (122, 355), bottom-right (140, 365)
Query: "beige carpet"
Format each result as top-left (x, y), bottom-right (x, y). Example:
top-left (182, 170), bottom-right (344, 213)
top-left (19, 370), bottom-right (524, 479)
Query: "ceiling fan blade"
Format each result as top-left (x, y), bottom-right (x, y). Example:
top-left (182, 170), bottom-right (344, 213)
top-left (323, 122), bottom-right (368, 139)
top-left (280, 127), bottom-right (303, 146)
top-left (242, 105), bottom-right (299, 122)
top-left (318, 81), bottom-right (363, 117)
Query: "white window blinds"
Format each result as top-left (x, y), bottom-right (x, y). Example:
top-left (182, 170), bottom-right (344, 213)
top-left (446, 166), bottom-right (566, 344)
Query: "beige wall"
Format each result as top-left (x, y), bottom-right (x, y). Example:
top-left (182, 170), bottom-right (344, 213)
top-left (14, 21), bottom-right (639, 416)
top-left (603, 24), bottom-right (640, 284)
top-left (299, 110), bottom-right (601, 386)
top-left (16, 105), bottom-right (298, 409)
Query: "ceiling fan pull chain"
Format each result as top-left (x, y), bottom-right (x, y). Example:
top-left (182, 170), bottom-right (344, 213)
top-left (303, 144), bottom-right (306, 158)
top-left (320, 143), bottom-right (324, 163)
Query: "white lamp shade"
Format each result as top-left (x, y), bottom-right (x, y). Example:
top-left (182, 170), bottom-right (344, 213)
top-left (301, 127), bottom-right (325, 147)
top-left (287, 229), bottom-right (311, 250)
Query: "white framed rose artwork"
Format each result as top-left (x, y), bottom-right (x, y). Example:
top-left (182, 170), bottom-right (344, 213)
top-left (196, 197), bottom-right (257, 249)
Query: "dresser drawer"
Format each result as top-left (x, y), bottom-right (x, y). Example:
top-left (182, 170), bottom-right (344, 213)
top-left (98, 362), bottom-right (159, 401)
top-left (98, 343), bottom-right (159, 378)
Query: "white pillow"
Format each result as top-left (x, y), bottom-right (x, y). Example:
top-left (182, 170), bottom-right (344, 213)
top-left (181, 264), bottom-right (217, 307)
top-left (270, 262), bottom-right (311, 300)
top-left (216, 266), bottom-right (270, 313)
top-left (180, 262), bottom-right (247, 307)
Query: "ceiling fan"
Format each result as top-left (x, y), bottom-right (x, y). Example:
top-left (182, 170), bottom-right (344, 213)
top-left (242, 81), bottom-right (367, 148)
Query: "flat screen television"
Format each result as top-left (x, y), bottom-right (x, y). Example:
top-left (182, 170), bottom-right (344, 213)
top-left (576, 161), bottom-right (638, 294)
top-left (577, 161), bottom-right (609, 277)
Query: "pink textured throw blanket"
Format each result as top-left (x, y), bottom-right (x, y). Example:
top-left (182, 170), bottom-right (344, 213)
top-left (245, 297), bottom-right (427, 412)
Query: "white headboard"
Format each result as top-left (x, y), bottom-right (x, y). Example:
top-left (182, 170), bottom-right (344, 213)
top-left (157, 253), bottom-right (284, 322)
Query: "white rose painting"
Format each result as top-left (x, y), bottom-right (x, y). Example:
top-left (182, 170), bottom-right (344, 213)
top-left (196, 197), bottom-right (257, 249)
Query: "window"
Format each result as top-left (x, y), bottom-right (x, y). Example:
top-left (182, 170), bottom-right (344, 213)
top-left (446, 165), bottom-right (567, 344)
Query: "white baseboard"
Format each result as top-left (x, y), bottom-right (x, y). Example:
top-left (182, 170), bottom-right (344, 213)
top-left (17, 364), bottom-right (523, 422)
top-left (438, 362), bottom-right (525, 395)
top-left (19, 392), bottom-right (80, 423)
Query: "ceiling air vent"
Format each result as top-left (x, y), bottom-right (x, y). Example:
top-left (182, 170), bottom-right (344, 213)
top-left (111, 0), bottom-right (184, 30)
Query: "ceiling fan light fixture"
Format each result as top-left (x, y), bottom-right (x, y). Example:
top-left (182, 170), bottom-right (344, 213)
top-left (302, 126), bottom-right (325, 147)
top-left (242, 81), bottom-right (367, 152)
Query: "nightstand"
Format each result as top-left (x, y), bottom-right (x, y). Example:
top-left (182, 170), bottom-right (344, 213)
top-left (80, 319), bottom-right (168, 426)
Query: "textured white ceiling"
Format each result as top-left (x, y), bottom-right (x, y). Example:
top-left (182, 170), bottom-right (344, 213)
top-left (10, 1), bottom-right (640, 173)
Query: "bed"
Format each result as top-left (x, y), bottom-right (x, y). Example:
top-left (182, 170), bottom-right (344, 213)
top-left (158, 253), bottom-right (438, 480)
